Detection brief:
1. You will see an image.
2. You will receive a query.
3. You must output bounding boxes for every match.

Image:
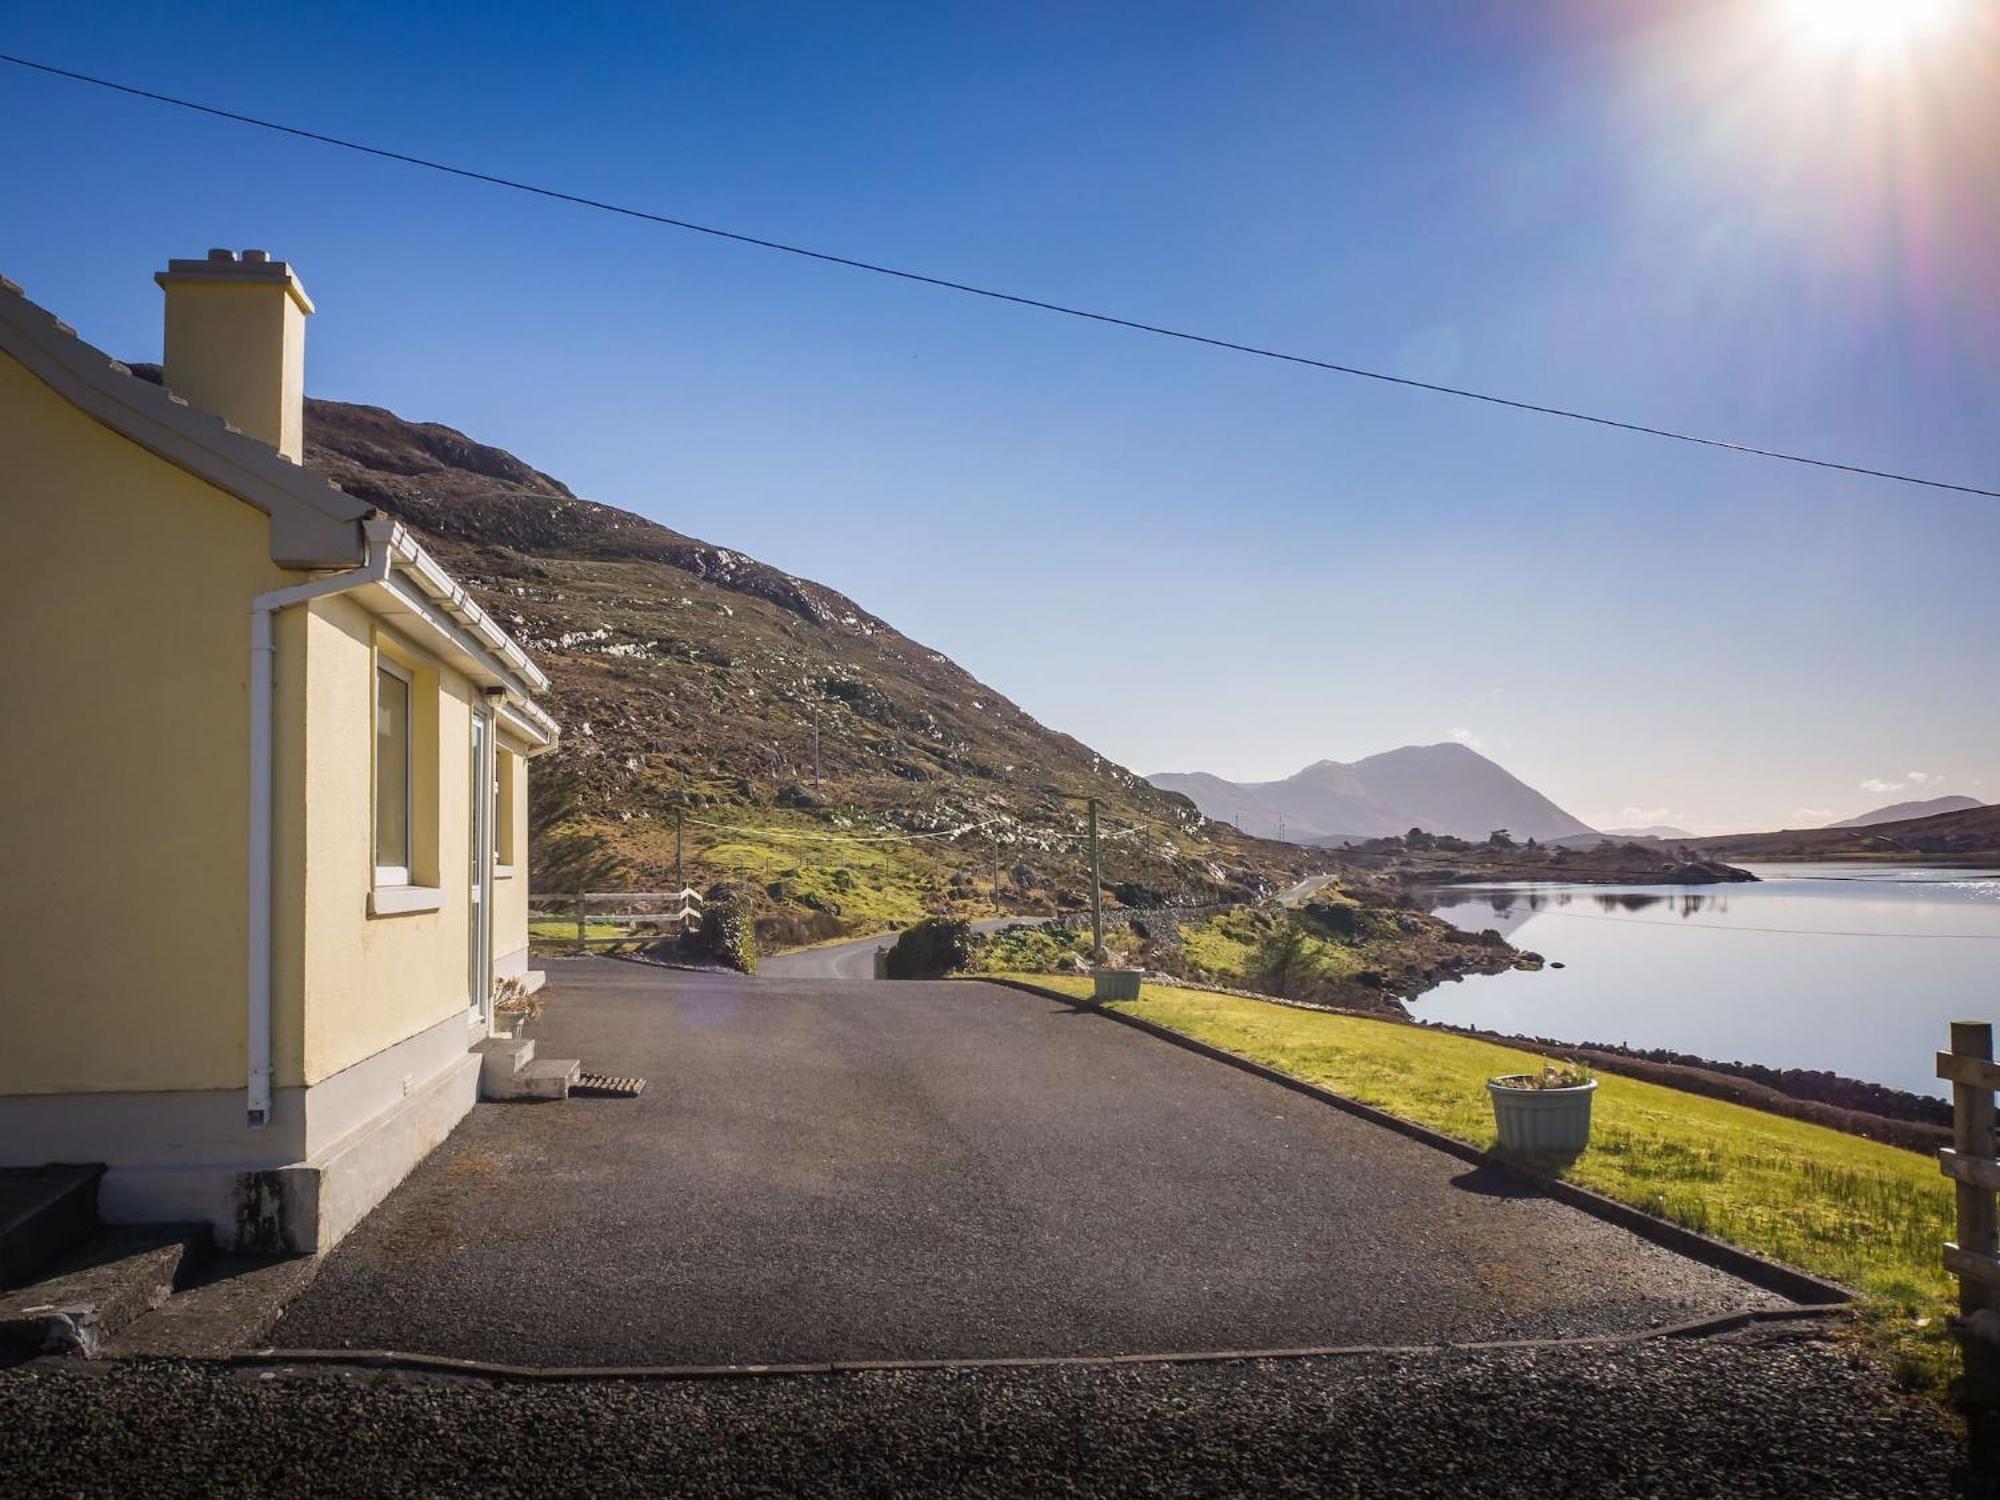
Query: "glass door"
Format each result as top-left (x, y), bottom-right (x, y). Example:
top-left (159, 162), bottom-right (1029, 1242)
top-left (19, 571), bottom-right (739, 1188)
top-left (469, 708), bottom-right (495, 1026)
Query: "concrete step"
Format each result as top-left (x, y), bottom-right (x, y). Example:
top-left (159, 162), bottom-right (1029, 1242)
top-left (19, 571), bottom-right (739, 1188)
top-left (474, 1036), bottom-right (537, 1098)
top-left (508, 1058), bottom-right (581, 1101)
top-left (0, 1223), bottom-right (212, 1357)
top-left (0, 1164), bottom-right (103, 1291)
top-left (105, 1252), bottom-right (320, 1360)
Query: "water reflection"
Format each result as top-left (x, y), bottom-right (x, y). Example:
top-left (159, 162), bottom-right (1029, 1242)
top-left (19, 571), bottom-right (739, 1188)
top-left (1414, 864), bottom-right (2000, 1098)
top-left (1430, 887), bottom-right (1731, 918)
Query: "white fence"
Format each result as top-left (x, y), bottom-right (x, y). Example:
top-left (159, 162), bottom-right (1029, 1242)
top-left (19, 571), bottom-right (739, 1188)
top-left (529, 889), bottom-right (704, 947)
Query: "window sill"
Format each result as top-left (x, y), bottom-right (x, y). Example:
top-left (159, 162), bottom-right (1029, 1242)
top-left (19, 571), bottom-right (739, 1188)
top-left (369, 885), bottom-right (445, 917)
top-left (494, 864), bottom-right (516, 881)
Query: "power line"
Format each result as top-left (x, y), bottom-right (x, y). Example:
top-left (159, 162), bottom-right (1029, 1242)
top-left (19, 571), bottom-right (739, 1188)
top-left (4, 52), bottom-right (1996, 501)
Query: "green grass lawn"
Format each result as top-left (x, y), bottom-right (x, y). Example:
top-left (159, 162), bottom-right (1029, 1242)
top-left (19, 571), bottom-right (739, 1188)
top-left (999, 973), bottom-right (1960, 1396)
top-left (528, 919), bottom-right (630, 943)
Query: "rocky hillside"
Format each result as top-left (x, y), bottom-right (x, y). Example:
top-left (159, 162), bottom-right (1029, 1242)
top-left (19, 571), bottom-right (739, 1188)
top-left (1827, 795), bottom-right (1982, 829)
top-left (286, 392), bottom-right (1319, 932)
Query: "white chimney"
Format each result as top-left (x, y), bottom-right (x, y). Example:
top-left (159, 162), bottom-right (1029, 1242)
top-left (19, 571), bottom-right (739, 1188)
top-left (155, 248), bottom-right (315, 462)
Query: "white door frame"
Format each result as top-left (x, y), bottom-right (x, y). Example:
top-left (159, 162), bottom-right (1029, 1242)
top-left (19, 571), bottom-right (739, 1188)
top-left (469, 704), bottom-right (496, 1027)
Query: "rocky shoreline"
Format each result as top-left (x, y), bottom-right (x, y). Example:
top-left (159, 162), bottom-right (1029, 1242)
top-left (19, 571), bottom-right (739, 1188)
top-left (1322, 834), bottom-right (1759, 888)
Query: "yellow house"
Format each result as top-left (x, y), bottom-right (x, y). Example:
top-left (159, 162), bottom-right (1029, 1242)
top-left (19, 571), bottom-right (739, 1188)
top-left (0, 250), bottom-right (561, 1252)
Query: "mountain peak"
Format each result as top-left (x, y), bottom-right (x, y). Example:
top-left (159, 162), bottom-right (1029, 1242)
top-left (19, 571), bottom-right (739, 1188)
top-left (1151, 744), bottom-right (1594, 845)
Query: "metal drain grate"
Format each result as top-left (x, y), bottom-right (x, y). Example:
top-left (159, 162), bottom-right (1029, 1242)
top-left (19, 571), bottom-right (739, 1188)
top-left (572, 1073), bottom-right (647, 1098)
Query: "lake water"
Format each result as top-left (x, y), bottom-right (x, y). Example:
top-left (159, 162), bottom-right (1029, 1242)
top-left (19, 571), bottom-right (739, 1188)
top-left (1413, 863), bottom-right (2000, 1098)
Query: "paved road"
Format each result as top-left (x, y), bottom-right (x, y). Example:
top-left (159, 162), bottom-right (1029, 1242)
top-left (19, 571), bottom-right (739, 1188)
top-left (275, 958), bottom-right (1786, 1368)
top-left (759, 916), bottom-right (1044, 980)
top-left (1278, 873), bottom-right (1340, 905)
top-left (4, 1322), bottom-right (1985, 1497)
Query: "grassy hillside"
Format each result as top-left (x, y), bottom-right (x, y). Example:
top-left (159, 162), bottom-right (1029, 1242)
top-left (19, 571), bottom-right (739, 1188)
top-left (294, 394), bottom-right (1320, 935)
top-left (1681, 803), bottom-right (2000, 864)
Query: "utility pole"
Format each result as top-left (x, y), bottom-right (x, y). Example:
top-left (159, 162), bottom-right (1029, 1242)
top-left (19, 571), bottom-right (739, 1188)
top-left (811, 703), bottom-right (821, 795)
top-left (992, 832), bottom-right (1002, 915)
top-left (675, 809), bottom-right (685, 895)
top-left (1088, 796), bottom-right (1103, 959)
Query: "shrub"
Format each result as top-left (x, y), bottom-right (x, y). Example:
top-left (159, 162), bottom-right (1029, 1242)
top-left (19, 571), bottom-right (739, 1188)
top-left (1297, 899), bottom-right (1362, 939)
top-left (692, 895), bottom-right (758, 974)
top-left (1250, 927), bottom-right (1326, 999)
top-left (975, 923), bottom-right (1079, 973)
top-left (886, 917), bottom-right (975, 979)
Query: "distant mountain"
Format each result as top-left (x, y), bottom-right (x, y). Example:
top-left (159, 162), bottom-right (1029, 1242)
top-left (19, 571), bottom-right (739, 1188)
top-left (1149, 744), bottom-right (1597, 845)
top-left (1828, 795), bottom-right (1981, 829)
top-left (1675, 802), bottom-right (2000, 863)
top-left (1604, 824), bottom-right (1695, 840)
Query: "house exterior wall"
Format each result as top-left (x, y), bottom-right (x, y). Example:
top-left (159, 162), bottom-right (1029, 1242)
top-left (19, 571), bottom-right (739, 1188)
top-left (297, 594), bottom-right (482, 1089)
top-left (0, 342), bottom-right (544, 1250)
top-left (0, 350), bottom-right (306, 1098)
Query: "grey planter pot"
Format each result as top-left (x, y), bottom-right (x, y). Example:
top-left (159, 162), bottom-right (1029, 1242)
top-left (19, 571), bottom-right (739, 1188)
top-left (1487, 1076), bottom-right (1597, 1153)
top-left (1091, 967), bottom-right (1144, 1002)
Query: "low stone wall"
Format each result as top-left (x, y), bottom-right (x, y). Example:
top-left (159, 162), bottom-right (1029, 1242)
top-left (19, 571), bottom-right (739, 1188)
top-left (1045, 903), bottom-right (1234, 937)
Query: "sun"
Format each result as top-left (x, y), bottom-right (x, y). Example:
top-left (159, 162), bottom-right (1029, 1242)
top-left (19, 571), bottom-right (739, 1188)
top-left (1781, 0), bottom-right (1962, 52)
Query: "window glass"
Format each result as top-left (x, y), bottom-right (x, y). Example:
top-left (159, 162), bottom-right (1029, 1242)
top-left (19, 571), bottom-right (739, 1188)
top-left (496, 749), bottom-right (516, 865)
top-left (375, 666), bottom-right (411, 878)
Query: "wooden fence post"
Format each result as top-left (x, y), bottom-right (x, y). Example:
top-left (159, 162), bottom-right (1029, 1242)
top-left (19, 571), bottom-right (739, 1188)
top-left (1939, 1020), bottom-right (2000, 1320)
top-left (575, 889), bottom-right (587, 953)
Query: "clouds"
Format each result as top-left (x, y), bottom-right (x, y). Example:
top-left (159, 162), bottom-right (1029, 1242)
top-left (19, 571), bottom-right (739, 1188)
top-left (1793, 807), bottom-right (1836, 824)
top-left (1860, 771), bottom-right (1941, 795)
top-left (1447, 726), bottom-right (1485, 750)
top-left (1617, 806), bottom-right (1686, 826)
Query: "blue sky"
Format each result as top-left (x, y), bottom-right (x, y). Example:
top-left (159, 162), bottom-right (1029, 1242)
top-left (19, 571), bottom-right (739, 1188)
top-left (5, 1), bottom-right (1997, 832)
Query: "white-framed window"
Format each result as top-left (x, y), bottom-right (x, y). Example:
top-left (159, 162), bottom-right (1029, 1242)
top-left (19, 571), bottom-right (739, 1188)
top-left (374, 659), bottom-right (413, 886)
top-left (495, 747), bottom-right (518, 875)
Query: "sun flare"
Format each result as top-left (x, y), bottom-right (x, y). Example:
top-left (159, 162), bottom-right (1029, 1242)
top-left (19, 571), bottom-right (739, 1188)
top-left (1781, 0), bottom-right (1961, 52)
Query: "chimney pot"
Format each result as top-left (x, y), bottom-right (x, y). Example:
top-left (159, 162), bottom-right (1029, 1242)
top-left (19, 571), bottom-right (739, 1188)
top-left (241, 248), bottom-right (270, 263)
top-left (207, 248), bottom-right (236, 261)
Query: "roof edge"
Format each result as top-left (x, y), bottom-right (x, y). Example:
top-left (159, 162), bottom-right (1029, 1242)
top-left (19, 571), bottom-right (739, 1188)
top-left (0, 270), bottom-right (370, 568)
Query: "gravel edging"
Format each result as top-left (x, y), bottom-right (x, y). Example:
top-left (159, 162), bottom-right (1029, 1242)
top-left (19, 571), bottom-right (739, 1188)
top-left (975, 976), bottom-right (1856, 1309)
top-left (4, 1326), bottom-right (1981, 1499)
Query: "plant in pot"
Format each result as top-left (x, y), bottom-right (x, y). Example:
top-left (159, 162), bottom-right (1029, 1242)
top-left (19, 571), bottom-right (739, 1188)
top-left (1486, 1059), bottom-right (1597, 1153)
top-left (491, 975), bottom-right (543, 1039)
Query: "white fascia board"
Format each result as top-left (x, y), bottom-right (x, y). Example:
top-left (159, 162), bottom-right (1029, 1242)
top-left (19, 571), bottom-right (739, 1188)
top-left (356, 554), bottom-right (560, 752)
top-left (368, 521), bottom-right (553, 696)
top-left (495, 700), bottom-right (558, 756)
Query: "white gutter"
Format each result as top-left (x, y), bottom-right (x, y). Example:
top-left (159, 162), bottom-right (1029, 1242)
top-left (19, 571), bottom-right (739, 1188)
top-left (245, 532), bottom-right (393, 1128)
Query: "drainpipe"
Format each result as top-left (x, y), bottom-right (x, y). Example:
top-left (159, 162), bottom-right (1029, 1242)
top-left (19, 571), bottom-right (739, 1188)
top-left (246, 524), bottom-right (394, 1128)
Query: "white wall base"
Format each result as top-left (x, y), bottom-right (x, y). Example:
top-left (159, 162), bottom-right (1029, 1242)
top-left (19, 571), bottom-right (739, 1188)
top-left (283, 1051), bottom-right (480, 1251)
top-left (0, 1012), bottom-right (481, 1253)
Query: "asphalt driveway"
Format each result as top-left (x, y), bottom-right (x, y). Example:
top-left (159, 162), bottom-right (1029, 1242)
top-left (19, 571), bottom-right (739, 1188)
top-left (275, 958), bottom-right (1788, 1367)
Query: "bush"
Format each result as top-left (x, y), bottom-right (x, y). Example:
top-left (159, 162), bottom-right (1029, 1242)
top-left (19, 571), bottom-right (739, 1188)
top-left (692, 895), bottom-right (758, 974)
top-left (885, 917), bottom-right (974, 979)
top-left (1250, 927), bottom-right (1326, 999)
top-left (975, 923), bottom-right (1079, 974)
top-left (1297, 899), bottom-right (1362, 939)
